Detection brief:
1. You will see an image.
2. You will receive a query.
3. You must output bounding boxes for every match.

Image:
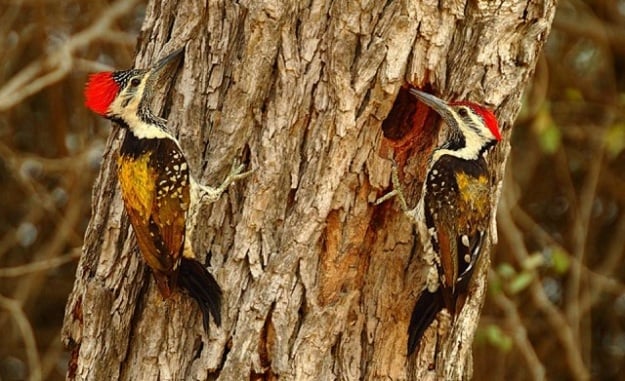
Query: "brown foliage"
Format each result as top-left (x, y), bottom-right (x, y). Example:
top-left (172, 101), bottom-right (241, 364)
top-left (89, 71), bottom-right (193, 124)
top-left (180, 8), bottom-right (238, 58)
top-left (0, 1), bottom-right (142, 380)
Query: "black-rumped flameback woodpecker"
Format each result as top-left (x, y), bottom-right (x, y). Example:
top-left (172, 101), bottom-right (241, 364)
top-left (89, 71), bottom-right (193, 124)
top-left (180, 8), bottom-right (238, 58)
top-left (377, 89), bottom-right (502, 355)
top-left (84, 48), bottom-right (249, 331)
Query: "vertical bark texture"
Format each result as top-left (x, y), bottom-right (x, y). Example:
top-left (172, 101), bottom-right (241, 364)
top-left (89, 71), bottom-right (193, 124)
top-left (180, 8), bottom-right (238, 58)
top-left (63, 0), bottom-right (555, 380)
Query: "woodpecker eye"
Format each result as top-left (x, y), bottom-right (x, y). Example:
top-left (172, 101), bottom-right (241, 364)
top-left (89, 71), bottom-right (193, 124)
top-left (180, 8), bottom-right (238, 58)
top-left (130, 78), bottom-right (141, 87)
top-left (458, 108), bottom-right (469, 117)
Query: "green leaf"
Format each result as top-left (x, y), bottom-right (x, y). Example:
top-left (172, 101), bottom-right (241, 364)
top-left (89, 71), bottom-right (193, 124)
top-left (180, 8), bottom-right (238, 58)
top-left (482, 324), bottom-right (513, 352)
top-left (539, 124), bottom-right (561, 154)
top-left (497, 262), bottom-right (516, 279)
top-left (564, 88), bottom-right (583, 101)
top-left (604, 123), bottom-right (625, 159)
top-left (533, 105), bottom-right (561, 154)
top-left (522, 252), bottom-right (545, 270)
top-left (551, 248), bottom-right (571, 275)
top-left (508, 271), bottom-right (534, 294)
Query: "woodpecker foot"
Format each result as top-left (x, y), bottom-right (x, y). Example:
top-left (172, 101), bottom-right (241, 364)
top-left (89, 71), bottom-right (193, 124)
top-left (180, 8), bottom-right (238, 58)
top-left (375, 160), bottom-right (409, 211)
top-left (217, 159), bottom-right (253, 193)
top-left (198, 159), bottom-right (252, 203)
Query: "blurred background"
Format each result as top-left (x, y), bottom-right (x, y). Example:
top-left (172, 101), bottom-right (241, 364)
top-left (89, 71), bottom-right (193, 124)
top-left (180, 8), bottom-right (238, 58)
top-left (0, 1), bottom-right (142, 380)
top-left (0, 0), bottom-right (623, 380)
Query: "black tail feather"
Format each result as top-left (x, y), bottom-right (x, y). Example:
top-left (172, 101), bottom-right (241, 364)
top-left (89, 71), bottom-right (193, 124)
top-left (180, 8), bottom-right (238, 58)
top-left (179, 257), bottom-right (222, 331)
top-left (407, 289), bottom-right (444, 355)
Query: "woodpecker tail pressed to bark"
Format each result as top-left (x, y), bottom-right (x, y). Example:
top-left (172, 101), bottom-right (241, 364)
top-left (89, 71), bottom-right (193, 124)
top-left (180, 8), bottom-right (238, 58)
top-left (377, 89), bottom-right (501, 355)
top-left (84, 48), bottom-right (249, 331)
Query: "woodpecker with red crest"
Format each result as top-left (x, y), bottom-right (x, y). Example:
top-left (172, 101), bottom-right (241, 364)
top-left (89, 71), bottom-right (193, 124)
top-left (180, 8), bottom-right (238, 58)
top-left (377, 89), bottom-right (501, 355)
top-left (84, 48), bottom-right (249, 331)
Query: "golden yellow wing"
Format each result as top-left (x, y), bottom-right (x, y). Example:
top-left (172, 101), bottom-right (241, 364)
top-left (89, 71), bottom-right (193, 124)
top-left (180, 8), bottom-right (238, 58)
top-left (117, 143), bottom-right (188, 298)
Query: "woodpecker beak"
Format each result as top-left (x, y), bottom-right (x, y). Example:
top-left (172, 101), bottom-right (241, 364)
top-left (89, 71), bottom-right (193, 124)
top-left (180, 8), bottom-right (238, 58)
top-left (141, 48), bottom-right (184, 106)
top-left (151, 48), bottom-right (185, 75)
top-left (408, 88), bottom-right (456, 123)
top-left (147, 48), bottom-right (185, 87)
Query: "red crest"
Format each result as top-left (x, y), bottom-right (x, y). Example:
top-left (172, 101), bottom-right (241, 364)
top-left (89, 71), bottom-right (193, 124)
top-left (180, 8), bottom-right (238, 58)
top-left (84, 72), bottom-right (119, 116)
top-left (453, 101), bottom-right (501, 141)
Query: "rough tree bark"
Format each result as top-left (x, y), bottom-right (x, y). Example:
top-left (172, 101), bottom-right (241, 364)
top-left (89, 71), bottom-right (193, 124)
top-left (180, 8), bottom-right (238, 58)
top-left (63, 0), bottom-right (556, 380)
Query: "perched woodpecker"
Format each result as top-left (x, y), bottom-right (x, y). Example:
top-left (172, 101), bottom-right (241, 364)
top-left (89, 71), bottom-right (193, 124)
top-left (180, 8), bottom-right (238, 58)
top-left (378, 89), bottom-right (501, 355)
top-left (84, 48), bottom-right (248, 331)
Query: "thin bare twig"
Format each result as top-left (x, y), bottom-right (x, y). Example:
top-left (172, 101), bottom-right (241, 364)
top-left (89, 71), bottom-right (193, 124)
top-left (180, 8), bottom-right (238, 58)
top-left (511, 206), bottom-right (625, 297)
top-left (0, 294), bottom-right (42, 381)
top-left (0, 142), bottom-right (92, 246)
top-left (0, 249), bottom-right (80, 277)
top-left (0, 0), bottom-right (139, 111)
top-left (498, 186), bottom-right (590, 381)
top-left (553, 9), bottom-right (625, 55)
top-left (566, 136), bottom-right (605, 355)
top-left (489, 272), bottom-right (546, 381)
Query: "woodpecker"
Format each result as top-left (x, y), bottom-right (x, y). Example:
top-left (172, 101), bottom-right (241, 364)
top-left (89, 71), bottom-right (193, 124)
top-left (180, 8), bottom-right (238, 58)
top-left (377, 89), bottom-right (501, 355)
top-left (84, 48), bottom-right (248, 331)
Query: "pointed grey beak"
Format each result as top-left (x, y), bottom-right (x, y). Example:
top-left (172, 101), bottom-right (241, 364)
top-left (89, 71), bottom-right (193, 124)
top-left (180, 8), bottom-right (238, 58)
top-left (408, 89), bottom-right (456, 124)
top-left (140, 48), bottom-right (184, 109)
top-left (151, 47), bottom-right (185, 75)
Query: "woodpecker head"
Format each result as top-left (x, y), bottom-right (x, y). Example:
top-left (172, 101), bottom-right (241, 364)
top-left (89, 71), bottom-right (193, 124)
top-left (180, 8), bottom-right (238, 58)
top-left (409, 89), bottom-right (501, 159)
top-left (84, 48), bottom-right (184, 121)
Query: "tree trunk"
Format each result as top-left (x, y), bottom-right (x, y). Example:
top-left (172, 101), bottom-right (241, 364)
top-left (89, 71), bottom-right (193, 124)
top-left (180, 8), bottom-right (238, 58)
top-left (63, 0), bottom-right (556, 379)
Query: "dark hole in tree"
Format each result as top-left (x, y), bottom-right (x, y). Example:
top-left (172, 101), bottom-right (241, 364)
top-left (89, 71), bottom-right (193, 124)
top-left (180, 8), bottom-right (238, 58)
top-left (382, 87), bottom-right (419, 141)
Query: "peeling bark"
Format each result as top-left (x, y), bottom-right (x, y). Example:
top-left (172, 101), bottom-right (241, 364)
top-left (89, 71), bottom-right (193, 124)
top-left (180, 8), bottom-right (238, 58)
top-left (63, 0), bottom-right (556, 379)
